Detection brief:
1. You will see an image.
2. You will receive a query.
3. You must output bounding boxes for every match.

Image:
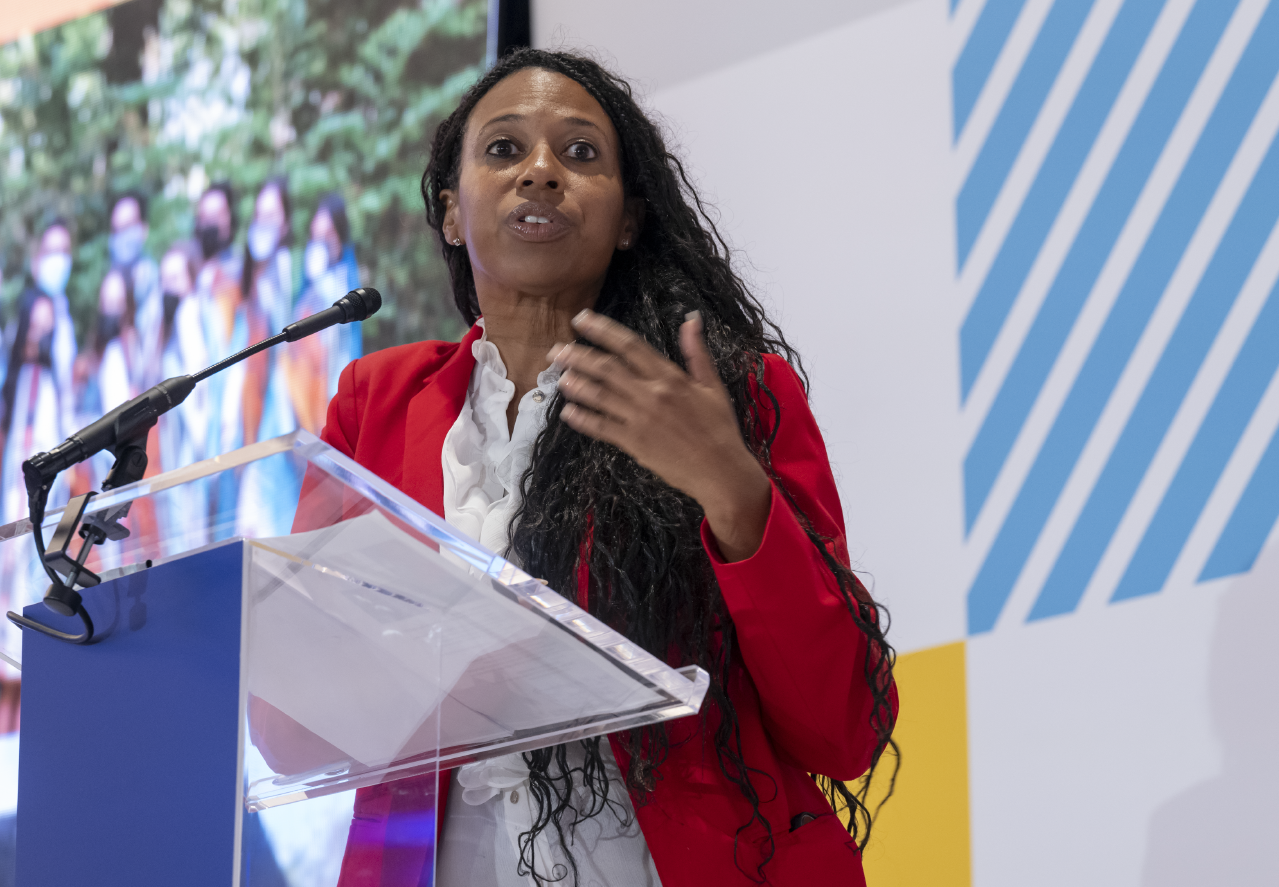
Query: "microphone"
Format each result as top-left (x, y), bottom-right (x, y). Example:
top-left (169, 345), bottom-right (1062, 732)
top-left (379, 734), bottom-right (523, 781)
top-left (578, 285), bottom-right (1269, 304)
top-left (22, 287), bottom-right (382, 492)
top-left (12, 285), bottom-right (381, 645)
top-left (23, 375), bottom-right (196, 492)
top-left (283, 286), bottom-right (381, 342)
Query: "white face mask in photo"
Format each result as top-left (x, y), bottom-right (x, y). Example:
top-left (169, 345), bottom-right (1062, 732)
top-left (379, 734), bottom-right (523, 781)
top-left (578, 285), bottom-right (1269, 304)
top-left (304, 239), bottom-right (331, 281)
top-left (109, 223), bottom-right (147, 267)
top-left (36, 253), bottom-right (72, 296)
top-left (248, 222), bottom-right (281, 262)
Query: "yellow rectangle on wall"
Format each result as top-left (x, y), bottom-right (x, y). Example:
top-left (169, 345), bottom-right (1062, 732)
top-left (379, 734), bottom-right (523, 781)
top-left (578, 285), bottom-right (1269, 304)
top-left (861, 639), bottom-right (972, 887)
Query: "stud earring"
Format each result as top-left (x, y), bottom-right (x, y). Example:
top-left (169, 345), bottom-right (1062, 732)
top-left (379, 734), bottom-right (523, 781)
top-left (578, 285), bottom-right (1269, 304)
top-left (453, 238), bottom-right (462, 245)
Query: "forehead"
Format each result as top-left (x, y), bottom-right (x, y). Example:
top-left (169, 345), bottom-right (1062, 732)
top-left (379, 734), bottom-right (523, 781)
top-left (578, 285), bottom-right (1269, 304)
top-left (41, 225), bottom-right (70, 250)
top-left (112, 198), bottom-right (141, 224)
top-left (101, 270), bottom-right (127, 299)
top-left (160, 251), bottom-right (189, 275)
top-left (311, 208), bottom-right (334, 234)
top-left (468, 68), bottom-right (616, 140)
top-left (30, 296), bottom-right (54, 323)
top-left (199, 190), bottom-right (228, 212)
top-left (257, 185), bottom-right (283, 211)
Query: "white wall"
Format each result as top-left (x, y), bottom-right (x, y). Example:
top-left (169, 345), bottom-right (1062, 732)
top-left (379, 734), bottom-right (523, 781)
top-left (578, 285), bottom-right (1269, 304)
top-left (533, 0), bottom-right (915, 94)
top-left (531, 2), bottom-right (1279, 885)
top-left (533, 0), bottom-right (965, 654)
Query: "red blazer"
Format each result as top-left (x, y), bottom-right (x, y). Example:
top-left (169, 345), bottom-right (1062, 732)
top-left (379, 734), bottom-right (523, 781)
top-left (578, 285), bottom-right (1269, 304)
top-left (322, 323), bottom-right (895, 887)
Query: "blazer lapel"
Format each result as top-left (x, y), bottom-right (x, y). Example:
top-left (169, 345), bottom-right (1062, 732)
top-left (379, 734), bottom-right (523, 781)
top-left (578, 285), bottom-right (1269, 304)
top-left (401, 322), bottom-right (484, 516)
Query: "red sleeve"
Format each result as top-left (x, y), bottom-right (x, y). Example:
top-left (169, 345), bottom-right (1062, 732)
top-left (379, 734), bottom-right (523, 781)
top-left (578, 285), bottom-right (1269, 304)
top-left (320, 359), bottom-right (361, 457)
top-left (702, 355), bottom-right (897, 780)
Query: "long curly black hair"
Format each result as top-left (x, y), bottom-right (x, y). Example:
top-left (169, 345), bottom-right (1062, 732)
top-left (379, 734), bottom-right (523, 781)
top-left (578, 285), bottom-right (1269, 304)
top-left (422, 48), bottom-right (898, 884)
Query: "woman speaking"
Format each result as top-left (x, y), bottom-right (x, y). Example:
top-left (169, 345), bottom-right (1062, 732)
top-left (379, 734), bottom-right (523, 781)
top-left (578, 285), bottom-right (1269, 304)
top-left (322, 48), bottom-right (898, 887)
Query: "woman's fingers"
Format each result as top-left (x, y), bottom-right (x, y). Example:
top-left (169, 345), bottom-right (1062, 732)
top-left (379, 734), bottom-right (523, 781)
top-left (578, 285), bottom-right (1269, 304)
top-left (560, 402), bottom-right (625, 446)
top-left (679, 310), bottom-right (721, 389)
top-left (557, 368), bottom-right (619, 417)
top-left (569, 310), bottom-right (666, 378)
top-left (550, 341), bottom-right (632, 390)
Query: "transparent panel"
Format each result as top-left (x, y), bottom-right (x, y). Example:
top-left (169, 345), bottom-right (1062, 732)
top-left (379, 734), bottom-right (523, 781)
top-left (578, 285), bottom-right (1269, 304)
top-left (2, 431), bottom-right (709, 817)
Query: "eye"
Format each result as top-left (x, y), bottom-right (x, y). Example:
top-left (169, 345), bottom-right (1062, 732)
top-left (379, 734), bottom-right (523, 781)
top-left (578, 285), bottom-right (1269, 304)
top-left (486, 138), bottom-right (520, 157)
top-left (565, 141), bottom-right (598, 161)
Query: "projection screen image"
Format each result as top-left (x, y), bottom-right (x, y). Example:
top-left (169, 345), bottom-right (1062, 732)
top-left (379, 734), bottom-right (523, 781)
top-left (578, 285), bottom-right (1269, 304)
top-left (0, 0), bottom-right (489, 880)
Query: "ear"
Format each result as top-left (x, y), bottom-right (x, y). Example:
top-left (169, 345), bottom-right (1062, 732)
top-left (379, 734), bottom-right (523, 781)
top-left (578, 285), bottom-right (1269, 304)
top-left (616, 196), bottom-right (646, 250)
top-left (440, 188), bottom-right (464, 245)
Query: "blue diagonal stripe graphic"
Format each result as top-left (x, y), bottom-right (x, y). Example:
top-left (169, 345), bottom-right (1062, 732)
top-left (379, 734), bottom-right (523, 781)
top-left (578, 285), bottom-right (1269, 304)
top-left (1037, 135), bottom-right (1279, 615)
top-left (954, 0), bottom-right (1032, 140)
top-left (962, 0), bottom-right (1239, 529)
top-left (1200, 421), bottom-right (1279, 579)
top-left (956, 0), bottom-right (1096, 269)
top-left (967, 1), bottom-right (1279, 634)
top-left (959, 0), bottom-right (1166, 405)
top-left (1111, 258), bottom-right (1279, 600)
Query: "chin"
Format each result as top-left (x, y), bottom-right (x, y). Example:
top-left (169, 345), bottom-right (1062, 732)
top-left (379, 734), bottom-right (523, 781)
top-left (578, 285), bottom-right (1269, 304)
top-left (492, 256), bottom-right (608, 296)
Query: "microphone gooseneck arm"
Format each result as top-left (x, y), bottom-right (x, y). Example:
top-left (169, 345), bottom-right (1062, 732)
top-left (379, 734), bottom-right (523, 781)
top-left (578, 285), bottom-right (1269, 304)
top-left (9, 286), bottom-right (382, 645)
top-left (192, 332), bottom-right (285, 385)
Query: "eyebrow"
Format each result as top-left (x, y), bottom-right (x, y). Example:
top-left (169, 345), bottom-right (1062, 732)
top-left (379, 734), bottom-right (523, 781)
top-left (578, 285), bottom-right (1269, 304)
top-left (478, 113), bottom-right (604, 133)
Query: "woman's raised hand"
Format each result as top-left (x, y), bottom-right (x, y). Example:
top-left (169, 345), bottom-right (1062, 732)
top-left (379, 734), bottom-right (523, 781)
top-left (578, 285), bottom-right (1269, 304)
top-left (550, 309), bottom-right (771, 562)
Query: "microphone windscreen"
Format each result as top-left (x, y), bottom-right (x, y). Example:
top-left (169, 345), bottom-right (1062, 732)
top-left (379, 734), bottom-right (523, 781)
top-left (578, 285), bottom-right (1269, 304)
top-left (345, 287), bottom-right (382, 322)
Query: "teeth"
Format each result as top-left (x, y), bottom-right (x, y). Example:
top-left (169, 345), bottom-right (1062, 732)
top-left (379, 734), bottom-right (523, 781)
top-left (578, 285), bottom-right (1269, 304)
top-left (522, 215), bottom-right (551, 224)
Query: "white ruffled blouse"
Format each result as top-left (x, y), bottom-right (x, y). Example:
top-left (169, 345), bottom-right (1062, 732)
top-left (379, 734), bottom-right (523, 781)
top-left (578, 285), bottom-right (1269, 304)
top-left (435, 320), bottom-right (663, 887)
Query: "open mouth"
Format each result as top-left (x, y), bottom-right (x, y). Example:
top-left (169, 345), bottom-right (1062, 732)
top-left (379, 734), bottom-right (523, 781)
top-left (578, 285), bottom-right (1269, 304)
top-left (506, 202), bottom-right (570, 242)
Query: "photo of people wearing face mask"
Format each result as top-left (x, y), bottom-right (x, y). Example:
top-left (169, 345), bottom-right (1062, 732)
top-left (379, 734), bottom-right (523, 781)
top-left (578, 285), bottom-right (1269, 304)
top-left (284, 193), bottom-right (362, 436)
top-left (189, 181), bottom-right (247, 522)
top-left (108, 192), bottom-right (162, 390)
top-left (0, 290), bottom-right (66, 527)
top-left (0, 286), bottom-right (72, 715)
top-left (233, 178), bottom-right (302, 538)
top-left (189, 181), bottom-right (246, 458)
top-left (69, 269), bottom-right (159, 564)
top-left (154, 241), bottom-right (212, 548)
top-left (22, 221), bottom-right (78, 443)
top-left (240, 178), bottom-right (297, 448)
top-left (75, 268), bottom-right (140, 423)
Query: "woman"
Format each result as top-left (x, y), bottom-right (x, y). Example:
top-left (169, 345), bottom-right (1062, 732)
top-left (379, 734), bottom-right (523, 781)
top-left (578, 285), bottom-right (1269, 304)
top-left (240, 177), bottom-right (296, 447)
top-left (324, 50), bottom-right (897, 886)
top-left (0, 290), bottom-right (65, 526)
top-left (74, 269), bottom-right (140, 421)
top-left (283, 192), bottom-right (363, 435)
top-left (0, 290), bottom-right (68, 663)
top-left (70, 268), bottom-right (140, 496)
top-left (230, 178), bottom-right (306, 537)
top-left (154, 242), bottom-right (213, 548)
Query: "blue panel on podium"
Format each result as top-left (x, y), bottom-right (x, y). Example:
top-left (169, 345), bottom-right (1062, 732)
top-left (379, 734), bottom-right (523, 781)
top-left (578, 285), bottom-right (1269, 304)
top-left (16, 543), bottom-right (245, 887)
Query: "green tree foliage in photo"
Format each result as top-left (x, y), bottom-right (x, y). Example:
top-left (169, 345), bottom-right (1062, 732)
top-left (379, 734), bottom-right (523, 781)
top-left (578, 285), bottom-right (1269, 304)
top-left (0, 0), bottom-right (486, 348)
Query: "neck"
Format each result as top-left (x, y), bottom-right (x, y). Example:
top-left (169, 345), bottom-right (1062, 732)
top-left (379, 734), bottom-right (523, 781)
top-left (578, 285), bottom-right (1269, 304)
top-left (476, 284), bottom-right (598, 431)
top-left (480, 296), bottom-right (595, 382)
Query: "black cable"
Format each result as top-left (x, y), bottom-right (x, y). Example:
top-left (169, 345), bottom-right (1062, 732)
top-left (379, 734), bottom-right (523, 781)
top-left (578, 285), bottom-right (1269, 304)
top-left (7, 483), bottom-right (95, 644)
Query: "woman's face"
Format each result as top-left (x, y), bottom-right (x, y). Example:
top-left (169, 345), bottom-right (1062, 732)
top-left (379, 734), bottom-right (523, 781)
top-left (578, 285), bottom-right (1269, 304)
top-left (255, 185), bottom-right (286, 233)
top-left (441, 68), bottom-right (641, 306)
top-left (24, 297), bottom-right (55, 362)
top-left (160, 250), bottom-right (194, 296)
top-left (309, 209), bottom-right (341, 263)
top-left (99, 270), bottom-right (128, 317)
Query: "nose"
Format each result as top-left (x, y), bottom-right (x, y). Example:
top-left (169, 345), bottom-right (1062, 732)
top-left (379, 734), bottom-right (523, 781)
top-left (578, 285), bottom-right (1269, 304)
top-left (517, 142), bottom-right (560, 192)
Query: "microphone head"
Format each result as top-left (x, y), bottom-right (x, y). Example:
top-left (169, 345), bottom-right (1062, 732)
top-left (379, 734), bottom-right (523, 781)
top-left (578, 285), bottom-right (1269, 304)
top-left (338, 287), bottom-right (383, 322)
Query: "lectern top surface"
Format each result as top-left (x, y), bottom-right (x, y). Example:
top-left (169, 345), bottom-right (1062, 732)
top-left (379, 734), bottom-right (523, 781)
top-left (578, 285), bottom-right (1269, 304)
top-left (3, 431), bottom-right (709, 808)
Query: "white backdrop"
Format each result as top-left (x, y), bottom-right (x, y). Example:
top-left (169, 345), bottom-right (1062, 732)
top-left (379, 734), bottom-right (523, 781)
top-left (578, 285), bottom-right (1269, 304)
top-left (534, 0), bottom-right (1279, 884)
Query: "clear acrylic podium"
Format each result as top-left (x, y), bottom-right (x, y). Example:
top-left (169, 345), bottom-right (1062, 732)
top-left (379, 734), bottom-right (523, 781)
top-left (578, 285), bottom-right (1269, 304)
top-left (0, 431), bottom-right (708, 887)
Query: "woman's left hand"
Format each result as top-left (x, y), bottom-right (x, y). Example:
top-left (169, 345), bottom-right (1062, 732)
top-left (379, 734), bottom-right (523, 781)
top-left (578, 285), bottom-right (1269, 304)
top-left (550, 309), bottom-right (772, 562)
